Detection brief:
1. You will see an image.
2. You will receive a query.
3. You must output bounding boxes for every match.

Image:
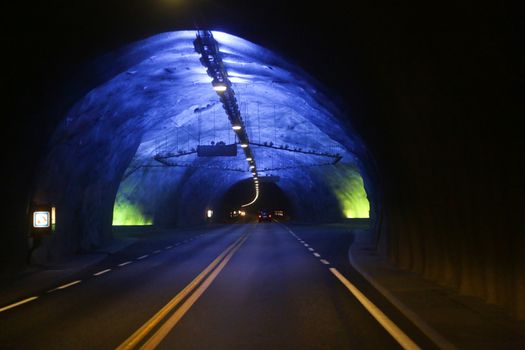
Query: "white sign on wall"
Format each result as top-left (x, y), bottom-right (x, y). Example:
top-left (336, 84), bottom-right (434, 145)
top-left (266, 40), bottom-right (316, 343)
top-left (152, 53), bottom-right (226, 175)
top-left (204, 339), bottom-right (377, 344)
top-left (33, 211), bottom-right (50, 228)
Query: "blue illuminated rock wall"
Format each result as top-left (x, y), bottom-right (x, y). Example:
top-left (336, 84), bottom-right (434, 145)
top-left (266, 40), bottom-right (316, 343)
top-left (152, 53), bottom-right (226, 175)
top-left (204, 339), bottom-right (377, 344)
top-left (31, 31), bottom-right (374, 265)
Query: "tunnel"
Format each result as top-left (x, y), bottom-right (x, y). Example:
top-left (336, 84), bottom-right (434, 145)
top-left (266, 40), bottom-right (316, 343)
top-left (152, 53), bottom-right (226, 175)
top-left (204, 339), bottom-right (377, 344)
top-left (2, 3), bottom-right (523, 342)
top-left (29, 31), bottom-right (375, 262)
top-left (214, 178), bottom-right (294, 221)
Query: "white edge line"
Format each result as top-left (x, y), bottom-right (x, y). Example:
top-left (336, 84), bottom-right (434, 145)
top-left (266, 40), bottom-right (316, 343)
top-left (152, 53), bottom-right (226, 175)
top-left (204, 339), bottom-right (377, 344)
top-left (93, 268), bottom-right (112, 276)
top-left (0, 296), bottom-right (39, 313)
top-left (283, 220), bottom-right (453, 349)
top-left (49, 280), bottom-right (82, 292)
top-left (348, 250), bottom-right (456, 349)
top-left (329, 267), bottom-right (421, 350)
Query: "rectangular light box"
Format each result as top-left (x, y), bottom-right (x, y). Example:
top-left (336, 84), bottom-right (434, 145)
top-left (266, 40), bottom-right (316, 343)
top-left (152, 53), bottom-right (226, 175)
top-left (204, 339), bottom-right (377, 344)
top-left (33, 211), bottom-right (50, 228)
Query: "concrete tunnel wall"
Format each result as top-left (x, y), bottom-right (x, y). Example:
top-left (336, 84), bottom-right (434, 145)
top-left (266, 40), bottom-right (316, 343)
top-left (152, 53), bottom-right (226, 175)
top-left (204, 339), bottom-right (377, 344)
top-left (30, 31), bottom-right (375, 264)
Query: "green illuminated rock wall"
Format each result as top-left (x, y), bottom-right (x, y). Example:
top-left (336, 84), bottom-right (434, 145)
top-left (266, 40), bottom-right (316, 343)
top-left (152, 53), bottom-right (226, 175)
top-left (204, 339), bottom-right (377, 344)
top-left (328, 165), bottom-right (370, 218)
top-left (112, 179), bottom-right (153, 226)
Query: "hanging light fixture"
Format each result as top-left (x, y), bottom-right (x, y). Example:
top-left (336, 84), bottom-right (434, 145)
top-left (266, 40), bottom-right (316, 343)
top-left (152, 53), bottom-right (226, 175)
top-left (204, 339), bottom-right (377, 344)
top-left (212, 79), bottom-right (228, 92)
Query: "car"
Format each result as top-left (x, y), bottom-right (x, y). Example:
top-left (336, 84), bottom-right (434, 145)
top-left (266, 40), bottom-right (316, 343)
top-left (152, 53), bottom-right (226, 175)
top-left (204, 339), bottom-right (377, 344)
top-left (258, 210), bottom-right (272, 223)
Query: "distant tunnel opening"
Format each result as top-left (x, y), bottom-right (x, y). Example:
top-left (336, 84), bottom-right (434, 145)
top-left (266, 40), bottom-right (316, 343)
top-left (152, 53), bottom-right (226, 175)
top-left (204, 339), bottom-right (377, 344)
top-left (215, 178), bottom-right (293, 221)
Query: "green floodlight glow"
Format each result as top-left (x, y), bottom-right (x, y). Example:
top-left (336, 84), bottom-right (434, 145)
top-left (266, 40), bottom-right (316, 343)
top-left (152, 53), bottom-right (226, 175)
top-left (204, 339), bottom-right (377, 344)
top-left (328, 165), bottom-right (370, 218)
top-left (112, 201), bottom-right (153, 225)
top-left (112, 181), bottom-right (153, 225)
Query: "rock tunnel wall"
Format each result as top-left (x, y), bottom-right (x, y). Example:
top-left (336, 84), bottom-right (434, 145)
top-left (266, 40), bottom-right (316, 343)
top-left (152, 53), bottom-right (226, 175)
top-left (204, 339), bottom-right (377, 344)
top-left (30, 31), bottom-right (374, 264)
top-left (114, 162), bottom-right (366, 227)
top-left (377, 134), bottom-right (524, 320)
top-left (344, 8), bottom-right (524, 319)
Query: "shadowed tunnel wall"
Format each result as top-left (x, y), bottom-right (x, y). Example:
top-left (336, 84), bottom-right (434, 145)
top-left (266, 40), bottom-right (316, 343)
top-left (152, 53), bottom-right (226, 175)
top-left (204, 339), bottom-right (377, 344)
top-left (343, 6), bottom-right (524, 319)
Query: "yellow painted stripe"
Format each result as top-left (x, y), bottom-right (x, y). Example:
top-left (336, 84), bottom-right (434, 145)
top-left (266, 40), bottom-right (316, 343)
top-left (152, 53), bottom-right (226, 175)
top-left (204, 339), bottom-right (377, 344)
top-left (116, 234), bottom-right (247, 350)
top-left (329, 268), bottom-right (421, 350)
top-left (140, 234), bottom-right (248, 350)
top-left (0, 296), bottom-right (39, 313)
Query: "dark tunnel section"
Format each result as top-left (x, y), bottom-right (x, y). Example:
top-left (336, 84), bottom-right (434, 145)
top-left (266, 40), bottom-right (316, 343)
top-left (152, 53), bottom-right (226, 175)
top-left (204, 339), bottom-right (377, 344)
top-left (214, 178), bottom-right (293, 222)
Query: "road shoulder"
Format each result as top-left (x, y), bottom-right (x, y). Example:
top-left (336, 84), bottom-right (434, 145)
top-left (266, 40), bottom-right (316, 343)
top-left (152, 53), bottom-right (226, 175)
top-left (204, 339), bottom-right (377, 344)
top-left (349, 229), bottom-right (525, 350)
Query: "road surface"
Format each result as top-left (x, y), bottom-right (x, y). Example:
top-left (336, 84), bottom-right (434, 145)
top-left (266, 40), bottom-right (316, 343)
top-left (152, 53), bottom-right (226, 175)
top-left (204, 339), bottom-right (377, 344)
top-left (0, 222), bottom-right (437, 349)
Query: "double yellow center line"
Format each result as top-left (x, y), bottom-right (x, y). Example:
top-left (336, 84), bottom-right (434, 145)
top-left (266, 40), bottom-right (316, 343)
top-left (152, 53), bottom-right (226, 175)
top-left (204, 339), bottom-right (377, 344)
top-left (116, 233), bottom-right (249, 350)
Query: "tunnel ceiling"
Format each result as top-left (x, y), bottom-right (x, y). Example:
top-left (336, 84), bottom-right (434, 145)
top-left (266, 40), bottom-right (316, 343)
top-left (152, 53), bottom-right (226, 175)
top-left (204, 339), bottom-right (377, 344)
top-left (37, 30), bottom-right (372, 235)
top-left (119, 32), bottom-right (364, 174)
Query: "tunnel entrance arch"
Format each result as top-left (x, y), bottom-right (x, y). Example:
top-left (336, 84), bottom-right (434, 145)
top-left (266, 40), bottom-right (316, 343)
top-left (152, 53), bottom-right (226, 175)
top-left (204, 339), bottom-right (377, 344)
top-left (30, 30), bottom-right (377, 262)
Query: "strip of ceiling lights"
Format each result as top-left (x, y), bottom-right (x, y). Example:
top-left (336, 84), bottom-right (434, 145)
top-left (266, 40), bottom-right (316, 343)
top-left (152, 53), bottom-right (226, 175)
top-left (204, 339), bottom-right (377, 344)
top-left (193, 30), bottom-right (259, 207)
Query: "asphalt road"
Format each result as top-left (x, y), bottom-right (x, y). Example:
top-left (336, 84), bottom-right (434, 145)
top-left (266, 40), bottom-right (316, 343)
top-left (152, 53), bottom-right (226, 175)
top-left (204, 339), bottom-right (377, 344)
top-left (0, 222), bottom-right (437, 349)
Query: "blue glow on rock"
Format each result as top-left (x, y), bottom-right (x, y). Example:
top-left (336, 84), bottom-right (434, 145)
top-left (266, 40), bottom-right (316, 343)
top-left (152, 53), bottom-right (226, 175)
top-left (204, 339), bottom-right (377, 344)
top-left (39, 30), bottom-right (371, 235)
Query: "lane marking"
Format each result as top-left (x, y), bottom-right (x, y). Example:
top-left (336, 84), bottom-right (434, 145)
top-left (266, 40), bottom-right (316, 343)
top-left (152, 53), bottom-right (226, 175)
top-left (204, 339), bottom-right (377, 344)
top-left (140, 235), bottom-right (249, 350)
top-left (93, 269), bottom-right (112, 276)
top-left (329, 268), bottom-right (421, 350)
top-left (165, 246), bottom-right (173, 250)
top-left (313, 252), bottom-right (321, 258)
top-left (116, 233), bottom-right (248, 350)
top-left (119, 261), bottom-right (133, 267)
top-left (137, 255), bottom-right (149, 260)
top-left (49, 280), bottom-right (82, 292)
top-left (282, 223), bottom-right (445, 349)
top-left (348, 251), bottom-right (457, 350)
top-left (0, 296), bottom-right (39, 313)
top-left (153, 250), bottom-right (161, 254)
top-left (304, 244), bottom-right (309, 247)
top-left (308, 247), bottom-right (315, 251)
